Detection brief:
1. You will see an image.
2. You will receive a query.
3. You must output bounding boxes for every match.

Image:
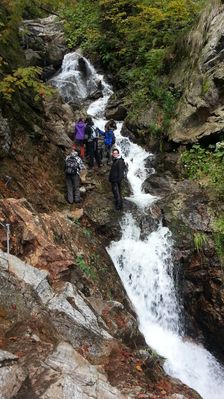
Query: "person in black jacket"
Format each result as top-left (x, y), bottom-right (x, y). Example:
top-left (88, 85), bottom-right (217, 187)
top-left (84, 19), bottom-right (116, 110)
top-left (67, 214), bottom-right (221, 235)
top-left (85, 116), bottom-right (101, 168)
top-left (109, 148), bottom-right (126, 210)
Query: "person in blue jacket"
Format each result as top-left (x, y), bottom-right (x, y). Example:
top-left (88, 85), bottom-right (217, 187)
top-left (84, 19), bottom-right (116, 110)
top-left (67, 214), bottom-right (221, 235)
top-left (99, 120), bottom-right (116, 164)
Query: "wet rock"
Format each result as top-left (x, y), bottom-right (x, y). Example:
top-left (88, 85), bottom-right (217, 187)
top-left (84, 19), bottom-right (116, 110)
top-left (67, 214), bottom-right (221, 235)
top-left (143, 173), bottom-right (174, 197)
top-left (105, 93), bottom-right (128, 121)
top-left (105, 102), bottom-right (127, 121)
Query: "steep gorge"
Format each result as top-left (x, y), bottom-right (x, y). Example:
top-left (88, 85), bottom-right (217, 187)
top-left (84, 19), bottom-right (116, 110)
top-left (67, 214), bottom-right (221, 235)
top-left (0, 15), bottom-right (202, 399)
top-left (0, 4), bottom-right (224, 399)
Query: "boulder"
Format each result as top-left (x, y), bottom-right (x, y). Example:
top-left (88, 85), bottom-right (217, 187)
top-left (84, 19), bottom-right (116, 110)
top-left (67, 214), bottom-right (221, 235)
top-left (105, 103), bottom-right (127, 121)
top-left (34, 342), bottom-right (129, 399)
top-left (105, 93), bottom-right (128, 121)
top-left (43, 95), bottom-right (74, 147)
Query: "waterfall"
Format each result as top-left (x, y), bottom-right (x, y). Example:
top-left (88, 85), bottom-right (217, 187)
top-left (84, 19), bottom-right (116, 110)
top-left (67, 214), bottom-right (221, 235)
top-left (53, 52), bottom-right (224, 399)
top-left (50, 52), bottom-right (112, 104)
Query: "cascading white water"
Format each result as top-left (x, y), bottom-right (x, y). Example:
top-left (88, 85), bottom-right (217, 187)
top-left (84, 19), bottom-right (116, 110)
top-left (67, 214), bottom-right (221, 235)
top-left (50, 52), bottom-right (112, 104)
top-left (53, 52), bottom-right (224, 399)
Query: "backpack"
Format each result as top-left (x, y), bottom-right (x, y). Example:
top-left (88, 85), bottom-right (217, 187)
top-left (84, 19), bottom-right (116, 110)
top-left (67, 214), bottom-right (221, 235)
top-left (65, 155), bottom-right (79, 175)
top-left (88, 126), bottom-right (97, 141)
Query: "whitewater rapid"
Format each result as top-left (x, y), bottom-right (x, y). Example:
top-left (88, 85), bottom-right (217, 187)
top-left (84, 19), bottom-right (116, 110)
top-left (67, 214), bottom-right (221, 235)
top-left (53, 52), bottom-right (224, 399)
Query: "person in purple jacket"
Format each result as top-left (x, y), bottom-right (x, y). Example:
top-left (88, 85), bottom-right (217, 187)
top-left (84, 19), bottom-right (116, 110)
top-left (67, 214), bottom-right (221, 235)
top-left (74, 117), bottom-right (86, 159)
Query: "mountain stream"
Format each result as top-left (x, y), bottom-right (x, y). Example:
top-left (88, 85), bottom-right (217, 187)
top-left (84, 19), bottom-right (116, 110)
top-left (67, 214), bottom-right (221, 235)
top-left (53, 52), bottom-right (224, 399)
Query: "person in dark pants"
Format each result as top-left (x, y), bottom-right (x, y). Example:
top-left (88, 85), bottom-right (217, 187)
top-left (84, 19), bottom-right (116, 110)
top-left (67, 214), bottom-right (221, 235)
top-left (65, 147), bottom-right (85, 204)
top-left (85, 116), bottom-right (101, 168)
top-left (109, 148), bottom-right (126, 210)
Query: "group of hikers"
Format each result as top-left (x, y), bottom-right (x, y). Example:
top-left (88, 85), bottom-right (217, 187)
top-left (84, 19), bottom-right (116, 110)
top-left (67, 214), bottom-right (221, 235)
top-left (65, 116), bottom-right (126, 210)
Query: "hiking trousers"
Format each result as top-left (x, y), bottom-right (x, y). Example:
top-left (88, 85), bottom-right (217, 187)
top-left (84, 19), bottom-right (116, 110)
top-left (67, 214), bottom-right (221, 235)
top-left (111, 182), bottom-right (123, 210)
top-left (65, 173), bottom-right (80, 204)
top-left (87, 139), bottom-right (101, 168)
top-left (105, 144), bottom-right (113, 164)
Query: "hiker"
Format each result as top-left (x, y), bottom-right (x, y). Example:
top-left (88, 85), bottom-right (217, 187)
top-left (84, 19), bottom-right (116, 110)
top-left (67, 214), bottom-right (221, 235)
top-left (109, 148), bottom-right (126, 210)
top-left (85, 116), bottom-right (101, 168)
top-left (74, 117), bottom-right (85, 159)
top-left (65, 146), bottom-right (85, 204)
top-left (99, 121), bottom-right (116, 164)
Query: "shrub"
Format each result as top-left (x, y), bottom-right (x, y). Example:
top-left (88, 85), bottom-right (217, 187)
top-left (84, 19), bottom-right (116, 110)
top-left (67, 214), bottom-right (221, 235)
top-left (180, 143), bottom-right (224, 197)
top-left (193, 232), bottom-right (208, 253)
top-left (75, 255), bottom-right (96, 280)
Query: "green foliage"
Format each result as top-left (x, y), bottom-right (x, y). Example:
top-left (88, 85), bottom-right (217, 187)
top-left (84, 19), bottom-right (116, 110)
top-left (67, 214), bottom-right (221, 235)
top-left (148, 122), bottom-right (162, 138)
top-left (75, 255), bottom-right (96, 280)
top-left (0, 0), bottom-right (60, 105)
top-left (0, 66), bottom-right (53, 101)
top-left (0, 0), bottom-right (207, 137)
top-left (180, 143), bottom-right (224, 197)
top-left (61, 1), bottom-right (100, 50)
top-left (61, 0), bottom-right (205, 133)
top-left (193, 232), bottom-right (208, 253)
top-left (213, 217), bottom-right (224, 265)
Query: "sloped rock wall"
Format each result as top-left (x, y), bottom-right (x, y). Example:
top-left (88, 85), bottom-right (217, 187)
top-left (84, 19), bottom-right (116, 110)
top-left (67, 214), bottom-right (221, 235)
top-left (169, 1), bottom-right (224, 143)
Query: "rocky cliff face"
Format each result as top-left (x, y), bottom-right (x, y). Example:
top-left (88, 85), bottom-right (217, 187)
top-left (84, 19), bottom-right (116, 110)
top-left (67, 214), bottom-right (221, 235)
top-left (20, 15), bottom-right (67, 79)
top-left (0, 15), bottom-right (203, 399)
top-left (169, 1), bottom-right (224, 143)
